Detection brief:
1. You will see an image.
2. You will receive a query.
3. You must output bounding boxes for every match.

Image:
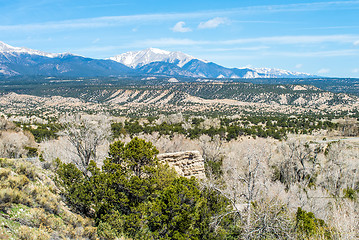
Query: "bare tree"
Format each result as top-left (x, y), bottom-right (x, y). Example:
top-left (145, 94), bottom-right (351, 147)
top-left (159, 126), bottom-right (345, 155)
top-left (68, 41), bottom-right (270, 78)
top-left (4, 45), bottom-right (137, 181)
top-left (244, 196), bottom-right (295, 239)
top-left (0, 131), bottom-right (33, 158)
top-left (155, 113), bottom-right (184, 125)
top-left (237, 145), bottom-right (269, 239)
top-left (328, 198), bottom-right (359, 240)
top-left (277, 139), bottom-right (320, 190)
top-left (210, 141), bottom-right (279, 239)
top-left (200, 135), bottom-right (224, 179)
top-left (0, 117), bottom-right (17, 131)
top-left (0, 118), bottom-right (36, 158)
top-left (321, 141), bottom-right (359, 197)
top-left (59, 114), bottom-right (111, 174)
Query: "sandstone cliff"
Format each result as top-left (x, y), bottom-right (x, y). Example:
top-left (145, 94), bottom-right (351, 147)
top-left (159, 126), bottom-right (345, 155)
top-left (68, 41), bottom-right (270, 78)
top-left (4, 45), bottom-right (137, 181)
top-left (157, 151), bottom-right (206, 179)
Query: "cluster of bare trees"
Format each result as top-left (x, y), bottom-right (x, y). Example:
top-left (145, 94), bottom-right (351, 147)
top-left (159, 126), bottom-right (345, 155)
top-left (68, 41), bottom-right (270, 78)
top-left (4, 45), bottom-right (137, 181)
top-left (276, 140), bottom-right (320, 190)
top-left (199, 136), bottom-right (359, 239)
top-left (0, 117), bottom-right (36, 158)
top-left (217, 141), bottom-right (293, 239)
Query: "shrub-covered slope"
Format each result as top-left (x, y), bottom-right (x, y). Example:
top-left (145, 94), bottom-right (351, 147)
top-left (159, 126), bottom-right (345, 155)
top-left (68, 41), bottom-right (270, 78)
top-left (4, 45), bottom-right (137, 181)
top-left (0, 158), bottom-right (98, 240)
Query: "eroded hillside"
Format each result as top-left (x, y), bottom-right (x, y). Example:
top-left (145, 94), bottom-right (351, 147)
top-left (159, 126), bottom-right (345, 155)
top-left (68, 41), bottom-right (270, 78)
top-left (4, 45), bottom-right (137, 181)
top-left (1, 81), bottom-right (358, 117)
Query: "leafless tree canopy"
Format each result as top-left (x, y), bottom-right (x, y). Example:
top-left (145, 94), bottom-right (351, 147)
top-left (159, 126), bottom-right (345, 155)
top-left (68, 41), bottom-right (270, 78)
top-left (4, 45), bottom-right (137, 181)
top-left (200, 137), bottom-right (359, 239)
top-left (0, 118), bottom-right (36, 158)
top-left (58, 114), bottom-right (111, 174)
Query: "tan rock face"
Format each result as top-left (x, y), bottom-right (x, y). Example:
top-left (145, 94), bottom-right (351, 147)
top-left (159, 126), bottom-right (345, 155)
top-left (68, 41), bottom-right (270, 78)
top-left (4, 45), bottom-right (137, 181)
top-left (157, 151), bottom-right (206, 179)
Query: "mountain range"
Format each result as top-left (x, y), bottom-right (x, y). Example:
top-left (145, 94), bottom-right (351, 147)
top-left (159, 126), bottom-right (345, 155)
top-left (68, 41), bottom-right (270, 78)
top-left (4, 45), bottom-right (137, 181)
top-left (0, 41), bottom-right (315, 79)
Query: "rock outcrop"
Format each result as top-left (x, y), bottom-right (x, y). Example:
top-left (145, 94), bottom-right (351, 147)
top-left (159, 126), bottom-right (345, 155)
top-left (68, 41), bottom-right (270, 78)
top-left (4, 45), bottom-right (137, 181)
top-left (157, 151), bottom-right (206, 179)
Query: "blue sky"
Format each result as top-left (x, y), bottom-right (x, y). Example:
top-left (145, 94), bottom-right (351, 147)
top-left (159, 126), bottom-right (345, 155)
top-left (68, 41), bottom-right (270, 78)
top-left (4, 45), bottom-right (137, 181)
top-left (1, 0), bottom-right (359, 77)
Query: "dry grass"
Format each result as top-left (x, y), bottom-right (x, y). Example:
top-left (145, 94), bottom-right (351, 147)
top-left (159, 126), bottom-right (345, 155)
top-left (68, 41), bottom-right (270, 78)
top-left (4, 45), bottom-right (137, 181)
top-left (18, 225), bottom-right (51, 240)
top-left (0, 158), bottom-right (98, 240)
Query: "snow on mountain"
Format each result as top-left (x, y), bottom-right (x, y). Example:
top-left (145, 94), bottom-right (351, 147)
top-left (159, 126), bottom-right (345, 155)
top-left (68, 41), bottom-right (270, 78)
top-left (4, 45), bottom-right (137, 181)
top-left (242, 71), bottom-right (260, 79)
top-left (0, 64), bottom-right (19, 76)
top-left (110, 48), bottom-right (204, 68)
top-left (111, 48), bottom-right (316, 78)
top-left (0, 41), bottom-right (316, 78)
top-left (248, 67), bottom-right (313, 78)
top-left (137, 61), bottom-right (198, 77)
top-left (0, 41), bottom-right (133, 77)
top-left (0, 41), bottom-right (60, 58)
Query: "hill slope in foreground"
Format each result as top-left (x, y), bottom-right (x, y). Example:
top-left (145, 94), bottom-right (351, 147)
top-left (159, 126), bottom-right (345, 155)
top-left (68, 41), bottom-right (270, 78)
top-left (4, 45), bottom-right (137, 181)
top-left (0, 158), bottom-right (99, 240)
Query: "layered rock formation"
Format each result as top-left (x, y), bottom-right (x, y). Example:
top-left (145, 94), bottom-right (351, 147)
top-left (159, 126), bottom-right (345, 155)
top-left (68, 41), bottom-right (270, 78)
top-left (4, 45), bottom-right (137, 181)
top-left (157, 151), bottom-right (206, 179)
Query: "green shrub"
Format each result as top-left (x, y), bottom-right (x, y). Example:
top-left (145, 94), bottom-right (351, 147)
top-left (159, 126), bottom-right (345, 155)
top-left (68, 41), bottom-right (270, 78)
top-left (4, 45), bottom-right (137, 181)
top-left (205, 159), bottom-right (223, 178)
top-left (55, 160), bottom-right (92, 215)
top-left (56, 138), bottom-right (230, 239)
top-left (343, 187), bottom-right (357, 200)
top-left (24, 146), bottom-right (38, 157)
top-left (97, 221), bottom-right (118, 240)
top-left (296, 207), bottom-right (332, 239)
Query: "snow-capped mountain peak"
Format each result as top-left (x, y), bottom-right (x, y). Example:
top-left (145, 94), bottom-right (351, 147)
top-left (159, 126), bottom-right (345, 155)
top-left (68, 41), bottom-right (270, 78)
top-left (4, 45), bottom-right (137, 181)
top-left (0, 41), bottom-right (16, 52)
top-left (246, 67), bottom-right (313, 78)
top-left (0, 41), bottom-right (316, 78)
top-left (0, 41), bottom-right (60, 58)
top-left (146, 47), bottom-right (170, 55)
top-left (110, 48), bottom-right (202, 68)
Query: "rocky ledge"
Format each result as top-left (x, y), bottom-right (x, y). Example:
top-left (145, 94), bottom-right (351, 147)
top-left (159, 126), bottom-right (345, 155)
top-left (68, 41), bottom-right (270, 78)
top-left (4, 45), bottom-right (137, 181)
top-left (157, 151), bottom-right (206, 179)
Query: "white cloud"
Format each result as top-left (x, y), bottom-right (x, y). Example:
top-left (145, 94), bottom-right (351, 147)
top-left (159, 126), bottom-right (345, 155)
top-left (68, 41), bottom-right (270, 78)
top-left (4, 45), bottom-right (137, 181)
top-left (352, 68), bottom-right (359, 73)
top-left (199, 46), bottom-right (269, 52)
top-left (171, 21), bottom-right (192, 33)
top-left (133, 35), bottom-right (359, 47)
top-left (318, 68), bottom-right (330, 74)
top-left (131, 36), bottom-right (359, 54)
top-left (1, 1), bottom-right (359, 32)
top-left (74, 45), bottom-right (124, 53)
top-left (354, 40), bottom-right (359, 46)
top-left (295, 64), bottom-right (303, 69)
top-left (270, 49), bottom-right (359, 57)
top-left (198, 17), bottom-right (228, 29)
top-left (92, 38), bottom-right (100, 44)
top-left (0, 14), bottom-right (198, 32)
top-left (223, 35), bottom-right (359, 45)
top-left (136, 38), bottom-right (207, 47)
